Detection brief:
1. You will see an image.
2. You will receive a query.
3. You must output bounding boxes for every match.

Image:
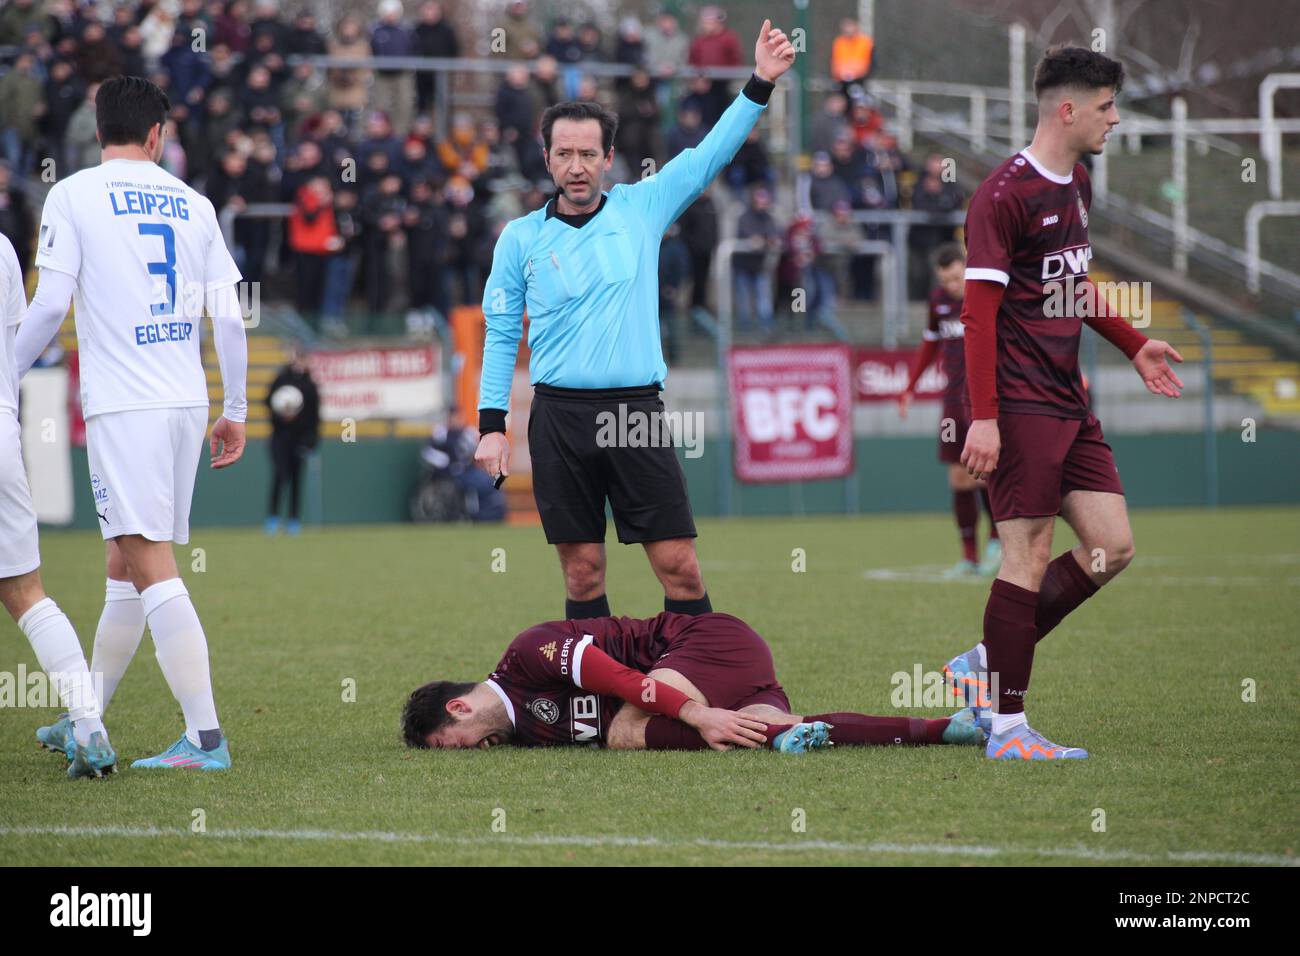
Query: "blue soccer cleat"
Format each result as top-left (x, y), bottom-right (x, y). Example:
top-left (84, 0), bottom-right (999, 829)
top-left (772, 721), bottom-right (833, 754)
top-left (131, 735), bottom-right (231, 771)
top-left (37, 713), bottom-right (75, 760)
top-left (942, 559), bottom-right (980, 579)
top-left (942, 707), bottom-right (989, 746)
top-left (986, 724), bottom-right (1088, 760)
top-left (944, 644), bottom-right (992, 710)
top-left (67, 731), bottom-right (117, 779)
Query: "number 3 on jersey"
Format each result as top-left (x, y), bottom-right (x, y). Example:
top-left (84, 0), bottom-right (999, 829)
top-left (138, 222), bottom-right (177, 316)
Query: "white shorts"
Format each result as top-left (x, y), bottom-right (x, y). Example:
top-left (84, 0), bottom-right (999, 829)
top-left (0, 409), bottom-right (40, 578)
top-left (85, 406), bottom-right (209, 545)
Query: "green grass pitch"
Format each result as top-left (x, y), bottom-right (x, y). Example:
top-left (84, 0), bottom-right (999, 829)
top-left (2, 507), bottom-right (1297, 866)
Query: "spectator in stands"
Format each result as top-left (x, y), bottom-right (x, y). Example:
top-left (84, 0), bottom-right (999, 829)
top-left (41, 59), bottom-right (85, 174)
top-left (357, 110), bottom-right (402, 169)
top-left (680, 194), bottom-right (719, 324)
top-left (206, 41), bottom-right (241, 98)
top-left (248, 0), bottom-right (286, 49)
top-left (63, 80), bottom-right (102, 175)
top-left (734, 186), bottom-right (780, 335)
top-left (530, 55), bottom-right (562, 118)
top-left (0, 0), bottom-right (51, 46)
top-left (688, 5), bottom-right (742, 126)
top-left (726, 126), bottom-right (775, 197)
top-left (682, 71), bottom-right (726, 130)
top-left (495, 64), bottom-right (537, 153)
top-left (501, 0), bottom-right (541, 60)
top-left (643, 10), bottom-right (688, 115)
top-left (0, 53), bottom-right (44, 176)
top-left (372, 0), bottom-right (415, 136)
top-left (214, 0), bottom-right (252, 54)
top-left (831, 17), bottom-right (874, 100)
top-left (286, 7), bottom-right (326, 55)
top-left (414, 1), bottom-right (459, 115)
top-left (420, 406), bottom-right (505, 523)
top-left (810, 151), bottom-right (852, 212)
top-left (830, 131), bottom-right (870, 204)
top-left (322, 186), bottom-right (362, 337)
top-left (398, 135), bottom-right (442, 190)
top-left (328, 12), bottom-right (373, 133)
top-left (265, 343), bottom-right (321, 536)
top-left (160, 119), bottom-right (188, 180)
top-left (908, 153), bottom-right (965, 298)
top-left (779, 214), bottom-right (848, 341)
top-left (666, 101), bottom-right (706, 159)
top-left (403, 177), bottom-right (451, 330)
top-left (361, 172), bottom-right (407, 324)
top-left (281, 63), bottom-right (329, 138)
top-left (437, 113), bottom-right (489, 182)
top-left (810, 92), bottom-right (849, 155)
top-left (546, 17), bottom-right (584, 100)
top-left (658, 221), bottom-right (689, 365)
top-left (161, 26), bottom-right (213, 122)
top-left (0, 163), bottom-right (34, 279)
top-left (615, 16), bottom-right (645, 87)
top-left (241, 62), bottom-right (285, 154)
top-left (287, 176), bottom-right (340, 326)
top-left (615, 68), bottom-right (662, 178)
top-left (577, 21), bottom-right (605, 62)
top-left (443, 175), bottom-right (485, 307)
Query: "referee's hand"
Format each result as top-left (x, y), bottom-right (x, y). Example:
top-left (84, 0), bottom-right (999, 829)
top-left (475, 432), bottom-right (510, 486)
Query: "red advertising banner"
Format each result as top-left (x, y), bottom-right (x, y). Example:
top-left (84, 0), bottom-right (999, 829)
top-left (309, 345), bottom-right (440, 421)
top-left (852, 347), bottom-right (948, 402)
top-left (729, 344), bottom-right (854, 483)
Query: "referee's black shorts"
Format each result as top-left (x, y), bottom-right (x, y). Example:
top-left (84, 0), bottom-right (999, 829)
top-left (527, 383), bottom-right (697, 545)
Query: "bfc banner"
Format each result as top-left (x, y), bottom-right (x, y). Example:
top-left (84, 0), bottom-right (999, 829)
top-left (309, 345), bottom-right (441, 421)
top-left (729, 345), bottom-right (854, 483)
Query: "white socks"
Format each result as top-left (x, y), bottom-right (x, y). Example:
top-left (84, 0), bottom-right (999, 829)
top-left (991, 711), bottom-right (1028, 736)
top-left (140, 578), bottom-right (220, 749)
top-left (91, 578), bottom-right (146, 712)
top-left (19, 597), bottom-right (106, 747)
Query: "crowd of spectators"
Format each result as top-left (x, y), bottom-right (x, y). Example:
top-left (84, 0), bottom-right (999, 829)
top-left (0, 1), bottom-right (962, 346)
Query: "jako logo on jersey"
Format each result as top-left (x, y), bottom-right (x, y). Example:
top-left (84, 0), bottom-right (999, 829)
top-left (571, 694), bottom-right (600, 743)
top-left (538, 641), bottom-right (556, 662)
top-left (49, 885), bottom-right (151, 936)
top-left (1041, 214), bottom-right (1059, 226)
top-left (529, 699), bottom-right (559, 724)
top-left (1041, 245), bottom-right (1092, 280)
top-left (1077, 194), bottom-right (1088, 228)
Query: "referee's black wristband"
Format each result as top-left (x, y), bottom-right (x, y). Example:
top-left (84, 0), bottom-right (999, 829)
top-left (743, 72), bottom-right (776, 106)
top-left (479, 408), bottom-right (507, 435)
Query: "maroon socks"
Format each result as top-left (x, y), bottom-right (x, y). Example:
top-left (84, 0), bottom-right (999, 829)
top-left (954, 490), bottom-right (978, 562)
top-left (983, 579), bottom-right (1039, 715)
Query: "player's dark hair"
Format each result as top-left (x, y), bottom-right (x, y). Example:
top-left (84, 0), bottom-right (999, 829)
top-left (540, 101), bottom-right (619, 156)
top-left (401, 680), bottom-right (479, 748)
top-left (96, 75), bottom-right (171, 147)
top-left (933, 242), bottom-right (965, 270)
top-left (1033, 46), bottom-right (1124, 99)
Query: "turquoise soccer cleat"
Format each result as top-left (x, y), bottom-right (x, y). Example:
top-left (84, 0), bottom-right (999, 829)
top-left (37, 713), bottom-right (75, 760)
top-left (772, 721), bottom-right (833, 754)
top-left (67, 731), bottom-right (117, 779)
top-left (986, 724), bottom-right (1088, 760)
top-left (978, 539), bottom-right (1004, 576)
top-left (942, 707), bottom-right (989, 745)
top-left (131, 735), bottom-right (232, 771)
top-left (942, 559), bottom-right (980, 579)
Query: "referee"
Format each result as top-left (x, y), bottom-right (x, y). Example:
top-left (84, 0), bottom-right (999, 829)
top-left (475, 21), bottom-right (797, 620)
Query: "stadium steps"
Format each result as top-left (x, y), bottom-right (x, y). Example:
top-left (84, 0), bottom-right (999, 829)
top-left (1092, 269), bottom-right (1300, 418)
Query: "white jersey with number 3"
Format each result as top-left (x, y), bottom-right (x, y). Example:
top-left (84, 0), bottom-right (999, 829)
top-left (34, 157), bottom-right (242, 418)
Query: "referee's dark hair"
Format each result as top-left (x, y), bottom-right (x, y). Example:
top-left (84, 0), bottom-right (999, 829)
top-left (96, 75), bottom-right (171, 147)
top-left (541, 101), bottom-right (620, 156)
top-left (1033, 46), bottom-right (1124, 99)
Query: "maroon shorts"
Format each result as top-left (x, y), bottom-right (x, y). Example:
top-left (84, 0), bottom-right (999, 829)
top-left (651, 613), bottom-right (791, 712)
top-left (986, 412), bottom-right (1124, 521)
top-left (939, 402), bottom-right (969, 464)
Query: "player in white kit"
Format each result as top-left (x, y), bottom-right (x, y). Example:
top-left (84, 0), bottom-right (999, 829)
top-left (15, 76), bottom-right (249, 771)
top-left (1, 234), bottom-right (115, 778)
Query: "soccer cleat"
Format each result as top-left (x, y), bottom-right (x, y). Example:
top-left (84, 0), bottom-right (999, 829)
top-left (263, 516), bottom-right (281, 535)
top-left (286, 518), bottom-right (302, 536)
top-left (942, 559), bottom-right (980, 579)
top-left (944, 644), bottom-right (992, 710)
top-left (941, 707), bottom-right (988, 745)
top-left (772, 721), bottom-right (833, 754)
top-left (978, 539), bottom-right (1004, 576)
top-left (37, 713), bottom-right (75, 760)
top-left (67, 732), bottom-right (117, 779)
top-left (986, 724), bottom-right (1088, 760)
top-left (131, 735), bottom-right (231, 771)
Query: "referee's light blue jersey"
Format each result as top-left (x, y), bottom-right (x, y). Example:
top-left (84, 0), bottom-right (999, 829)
top-left (478, 86), bottom-right (767, 415)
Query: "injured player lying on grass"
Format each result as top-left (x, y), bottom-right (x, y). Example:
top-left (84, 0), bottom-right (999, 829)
top-left (402, 611), bottom-right (985, 753)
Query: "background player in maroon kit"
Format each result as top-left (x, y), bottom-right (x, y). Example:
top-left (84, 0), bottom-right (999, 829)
top-left (949, 47), bottom-right (1185, 760)
top-left (401, 611), bottom-right (985, 752)
top-left (899, 243), bottom-right (1001, 577)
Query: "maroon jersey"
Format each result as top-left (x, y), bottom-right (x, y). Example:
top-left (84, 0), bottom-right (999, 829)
top-left (925, 286), bottom-right (966, 406)
top-left (486, 613), bottom-right (691, 747)
top-left (963, 150), bottom-right (1093, 419)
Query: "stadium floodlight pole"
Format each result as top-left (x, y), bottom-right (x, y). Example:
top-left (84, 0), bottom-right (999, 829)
top-left (1009, 22), bottom-right (1027, 151)
top-left (1172, 96), bottom-right (1188, 275)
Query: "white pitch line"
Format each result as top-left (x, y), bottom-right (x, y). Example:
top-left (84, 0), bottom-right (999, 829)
top-left (862, 567), bottom-right (1298, 587)
top-left (0, 825), bottom-right (1293, 866)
